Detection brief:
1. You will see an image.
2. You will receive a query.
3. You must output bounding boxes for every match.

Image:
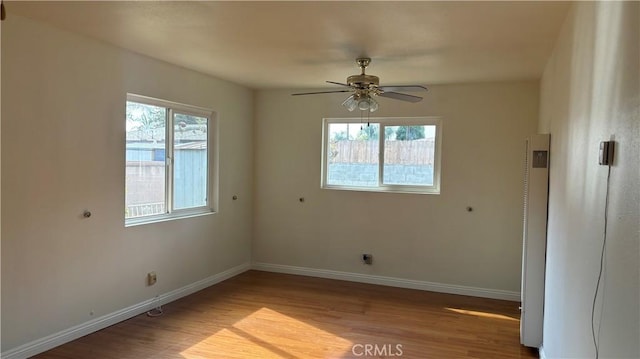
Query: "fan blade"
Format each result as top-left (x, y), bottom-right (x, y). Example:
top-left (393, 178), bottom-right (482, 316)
top-left (292, 90), bottom-right (352, 96)
top-left (378, 91), bottom-right (423, 103)
top-left (379, 85), bottom-right (428, 92)
top-left (326, 81), bottom-right (352, 87)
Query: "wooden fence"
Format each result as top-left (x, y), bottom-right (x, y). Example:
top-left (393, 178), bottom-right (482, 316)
top-left (329, 139), bottom-right (435, 165)
top-left (125, 149), bottom-right (207, 219)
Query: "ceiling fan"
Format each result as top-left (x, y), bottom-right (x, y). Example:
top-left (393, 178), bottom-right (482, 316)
top-left (292, 57), bottom-right (428, 112)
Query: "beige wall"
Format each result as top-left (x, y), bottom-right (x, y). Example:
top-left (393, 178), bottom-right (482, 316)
top-left (253, 81), bottom-right (539, 292)
top-left (539, 2), bottom-right (639, 358)
top-left (1, 15), bottom-right (253, 350)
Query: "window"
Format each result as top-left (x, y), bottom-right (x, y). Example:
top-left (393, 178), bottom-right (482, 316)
top-left (322, 117), bottom-right (441, 194)
top-left (125, 94), bottom-right (216, 225)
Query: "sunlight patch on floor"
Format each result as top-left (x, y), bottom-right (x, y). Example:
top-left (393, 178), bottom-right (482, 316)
top-left (445, 307), bottom-right (519, 321)
top-left (180, 307), bottom-right (352, 358)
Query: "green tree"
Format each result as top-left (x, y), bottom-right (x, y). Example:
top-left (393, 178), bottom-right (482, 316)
top-left (395, 126), bottom-right (425, 140)
top-left (385, 126), bottom-right (396, 139)
top-left (126, 101), bottom-right (166, 131)
top-left (331, 131), bottom-right (350, 141)
top-left (356, 124), bottom-right (379, 140)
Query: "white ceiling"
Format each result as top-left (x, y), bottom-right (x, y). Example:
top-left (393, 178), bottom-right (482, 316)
top-left (6, 1), bottom-right (570, 90)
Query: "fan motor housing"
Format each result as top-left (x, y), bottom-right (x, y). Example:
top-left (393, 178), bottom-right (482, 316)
top-left (347, 74), bottom-right (379, 89)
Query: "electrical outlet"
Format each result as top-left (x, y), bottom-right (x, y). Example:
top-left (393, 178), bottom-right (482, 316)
top-left (599, 141), bottom-right (614, 165)
top-left (147, 272), bottom-right (157, 286)
top-left (362, 254), bottom-right (373, 265)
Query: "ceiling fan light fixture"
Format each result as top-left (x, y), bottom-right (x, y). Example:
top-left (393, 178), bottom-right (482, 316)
top-left (350, 93), bottom-right (378, 112)
top-left (342, 93), bottom-right (378, 112)
top-left (358, 98), bottom-right (370, 111)
top-left (342, 94), bottom-right (358, 112)
top-left (357, 95), bottom-right (378, 112)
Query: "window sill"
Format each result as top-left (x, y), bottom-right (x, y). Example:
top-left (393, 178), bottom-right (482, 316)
top-left (125, 209), bottom-right (216, 227)
top-left (322, 185), bottom-right (440, 195)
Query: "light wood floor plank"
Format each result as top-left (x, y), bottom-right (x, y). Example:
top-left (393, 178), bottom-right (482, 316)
top-left (33, 270), bottom-right (538, 358)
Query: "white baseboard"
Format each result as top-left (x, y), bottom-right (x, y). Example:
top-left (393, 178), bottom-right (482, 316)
top-left (252, 262), bottom-right (520, 302)
top-left (538, 346), bottom-right (547, 359)
top-left (1, 262), bottom-right (251, 359)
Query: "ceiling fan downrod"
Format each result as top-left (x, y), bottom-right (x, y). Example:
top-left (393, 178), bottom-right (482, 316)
top-left (356, 58), bottom-right (371, 74)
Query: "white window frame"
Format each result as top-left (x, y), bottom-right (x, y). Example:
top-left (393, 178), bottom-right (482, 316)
top-left (125, 93), bottom-right (218, 226)
top-left (321, 117), bottom-right (442, 194)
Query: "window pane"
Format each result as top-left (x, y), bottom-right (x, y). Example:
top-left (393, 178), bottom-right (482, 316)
top-left (173, 113), bottom-right (208, 210)
top-left (326, 123), bottom-right (379, 187)
top-left (383, 125), bottom-right (436, 186)
top-left (125, 101), bottom-right (167, 218)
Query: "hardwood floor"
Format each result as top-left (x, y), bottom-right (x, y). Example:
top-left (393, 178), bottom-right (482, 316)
top-left (34, 271), bottom-right (538, 358)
